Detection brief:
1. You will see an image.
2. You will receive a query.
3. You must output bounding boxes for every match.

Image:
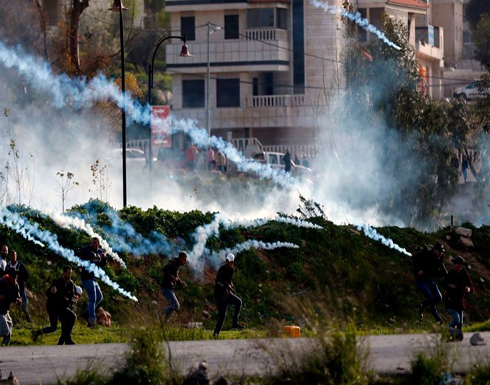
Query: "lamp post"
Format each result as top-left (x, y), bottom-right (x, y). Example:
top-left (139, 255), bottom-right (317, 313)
top-left (148, 36), bottom-right (191, 178)
top-left (206, 22), bottom-right (222, 140)
top-left (108, 0), bottom-right (128, 207)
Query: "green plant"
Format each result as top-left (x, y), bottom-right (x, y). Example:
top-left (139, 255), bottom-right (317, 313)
top-left (465, 362), bottom-right (490, 384)
top-left (56, 170), bottom-right (79, 213)
top-left (262, 322), bottom-right (370, 385)
top-left (110, 326), bottom-right (178, 385)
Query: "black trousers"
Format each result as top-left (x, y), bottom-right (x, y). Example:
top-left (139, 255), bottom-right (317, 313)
top-left (214, 293), bottom-right (242, 335)
top-left (41, 302), bottom-right (76, 344)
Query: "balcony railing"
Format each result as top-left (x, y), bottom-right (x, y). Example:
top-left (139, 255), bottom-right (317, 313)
top-left (230, 137), bottom-right (320, 158)
top-left (245, 28), bottom-right (288, 41)
top-left (245, 94), bottom-right (319, 107)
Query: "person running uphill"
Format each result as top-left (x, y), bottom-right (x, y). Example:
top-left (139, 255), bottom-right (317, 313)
top-left (161, 252), bottom-right (187, 322)
top-left (213, 253), bottom-right (243, 337)
top-left (80, 237), bottom-right (107, 328)
top-left (32, 266), bottom-right (81, 345)
top-left (6, 250), bottom-right (31, 322)
top-left (412, 242), bottom-right (448, 324)
top-left (443, 256), bottom-right (474, 341)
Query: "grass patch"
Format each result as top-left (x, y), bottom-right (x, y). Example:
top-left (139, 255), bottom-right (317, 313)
top-left (58, 326), bottom-right (181, 385)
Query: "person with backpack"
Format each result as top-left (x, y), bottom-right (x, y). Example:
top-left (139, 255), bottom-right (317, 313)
top-left (412, 242), bottom-right (448, 324)
top-left (443, 256), bottom-right (474, 341)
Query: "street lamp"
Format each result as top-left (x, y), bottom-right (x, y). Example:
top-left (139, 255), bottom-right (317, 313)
top-left (206, 22), bottom-right (222, 140)
top-left (108, 0), bottom-right (128, 207)
top-left (148, 35), bottom-right (191, 177)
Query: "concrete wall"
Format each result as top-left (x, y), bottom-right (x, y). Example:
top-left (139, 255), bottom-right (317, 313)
top-left (432, 0), bottom-right (463, 66)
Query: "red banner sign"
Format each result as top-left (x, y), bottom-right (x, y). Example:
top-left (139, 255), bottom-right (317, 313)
top-left (151, 106), bottom-right (171, 148)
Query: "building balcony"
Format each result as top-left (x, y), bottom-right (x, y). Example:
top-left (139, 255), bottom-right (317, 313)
top-left (166, 28), bottom-right (290, 74)
top-left (245, 94), bottom-right (320, 107)
top-left (415, 26), bottom-right (444, 62)
top-left (171, 96), bottom-right (318, 129)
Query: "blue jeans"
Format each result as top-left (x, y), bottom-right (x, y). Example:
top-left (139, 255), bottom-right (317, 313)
top-left (162, 288), bottom-right (180, 321)
top-left (82, 279), bottom-right (103, 324)
top-left (416, 280), bottom-right (442, 322)
top-left (447, 308), bottom-right (463, 329)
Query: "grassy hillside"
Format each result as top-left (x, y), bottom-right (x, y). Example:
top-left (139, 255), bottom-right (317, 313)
top-left (2, 200), bottom-right (490, 337)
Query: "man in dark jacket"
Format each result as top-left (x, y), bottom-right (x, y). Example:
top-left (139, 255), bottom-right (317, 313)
top-left (412, 242), bottom-right (448, 324)
top-left (79, 237), bottom-right (107, 328)
top-left (161, 252), bottom-right (187, 321)
top-left (32, 266), bottom-right (80, 345)
top-left (0, 272), bottom-right (21, 346)
top-left (6, 250), bottom-right (31, 322)
top-left (213, 253), bottom-right (243, 337)
top-left (443, 256), bottom-right (474, 341)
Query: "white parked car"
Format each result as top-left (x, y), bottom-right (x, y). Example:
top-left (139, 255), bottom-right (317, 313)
top-left (107, 148), bottom-right (157, 164)
top-left (251, 151), bottom-right (312, 178)
top-left (453, 81), bottom-right (490, 101)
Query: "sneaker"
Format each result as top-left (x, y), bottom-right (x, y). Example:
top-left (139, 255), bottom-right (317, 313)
top-left (65, 340), bottom-right (76, 345)
top-left (232, 323), bottom-right (244, 330)
top-left (87, 321), bottom-right (97, 329)
top-left (31, 330), bottom-right (41, 342)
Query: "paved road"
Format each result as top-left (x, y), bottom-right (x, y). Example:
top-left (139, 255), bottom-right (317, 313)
top-left (2, 332), bottom-right (490, 384)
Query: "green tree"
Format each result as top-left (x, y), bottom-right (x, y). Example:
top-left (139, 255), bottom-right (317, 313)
top-left (472, 14), bottom-right (490, 66)
top-left (465, 0), bottom-right (490, 65)
top-left (465, 0), bottom-right (490, 29)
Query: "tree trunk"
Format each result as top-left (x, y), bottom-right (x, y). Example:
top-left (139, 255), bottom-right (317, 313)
top-left (68, 0), bottom-right (89, 73)
top-left (34, 0), bottom-right (49, 61)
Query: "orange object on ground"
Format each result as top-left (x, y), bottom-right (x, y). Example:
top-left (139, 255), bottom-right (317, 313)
top-left (283, 325), bottom-right (301, 338)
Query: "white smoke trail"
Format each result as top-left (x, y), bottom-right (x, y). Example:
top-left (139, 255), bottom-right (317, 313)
top-left (0, 41), bottom-right (299, 188)
top-left (238, 216), bottom-right (323, 230)
top-left (0, 210), bottom-right (45, 247)
top-left (210, 240), bottom-right (300, 264)
top-left (310, 0), bottom-right (401, 50)
top-left (71, 207), bottom-right (175, 256)
top-left (50, 212), bottom-right (127, 268)
top-left (0, 208), bottom-right (137, 301)
top-left (188, 213), bottom-right (322, 269)
top-left (171, 119), bottom-right (296, 187)
top-left (357, 224), bottom-right (411, 256)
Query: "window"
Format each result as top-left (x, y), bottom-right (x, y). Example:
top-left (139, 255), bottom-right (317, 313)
top-left (261, 9), bottom-right (274, 27)
top-left (253, 78), bottom-right (258, 96)
top-left (225, 15), bottom-right (239, 39)
top-left (264, 72), bottom-right (273, 95)
top-left (182, 80), bottom-right (204, 108)
top-left (247, 8), bottom-right (287, 29)
top-left (277, 9), bottom-right (287, 30)
top-left (181, 16), bottom-right (195, 41)
top-left (247, 9), bottom-right (260, 28)
top-left (217, 79), bottom-right (240, 107)
top-left (268, 154), bottom-right (279, 165)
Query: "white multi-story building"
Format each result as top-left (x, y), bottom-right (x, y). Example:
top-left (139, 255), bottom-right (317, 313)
top-left (356, 0), bottom-right (445, 99)
top-left (164, 0), bottom-right (346, 147)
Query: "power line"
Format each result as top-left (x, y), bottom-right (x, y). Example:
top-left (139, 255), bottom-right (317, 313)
top-left (82, 13), bottom-right (483, 86)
